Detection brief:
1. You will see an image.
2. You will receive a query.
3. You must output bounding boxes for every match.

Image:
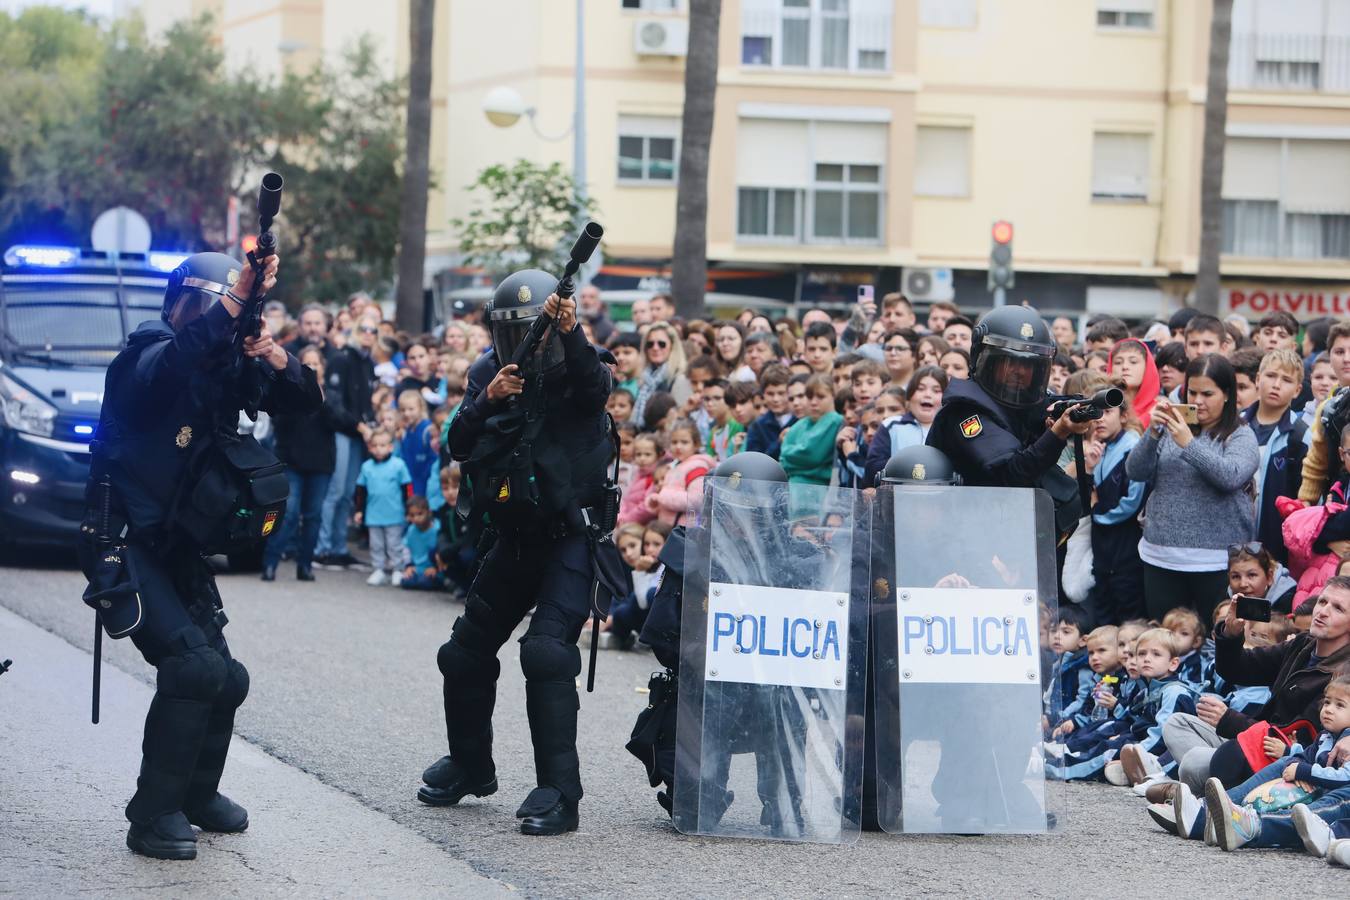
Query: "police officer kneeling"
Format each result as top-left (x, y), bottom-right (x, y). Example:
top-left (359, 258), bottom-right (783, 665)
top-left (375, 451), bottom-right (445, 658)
top-left (419, 269), bottom-right (624, 836)
top-left (83, 251), bottom-right (321, 860)
top-left (927, 305), bottom-right (1091, 527)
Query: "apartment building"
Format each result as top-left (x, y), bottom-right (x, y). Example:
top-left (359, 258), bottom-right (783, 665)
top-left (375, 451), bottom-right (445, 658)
top-left (133, 0), bottom-right (1350, 321)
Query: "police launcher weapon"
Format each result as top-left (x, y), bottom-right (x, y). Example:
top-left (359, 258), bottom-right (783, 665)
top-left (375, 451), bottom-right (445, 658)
top-left (233, 172), bottom-right (284, 421)
top-left (507, 221), bottom-right (605, 374)
top-left (501, 221), bottom-right (612, 690)
top-left (1046, 387), bottom-right (1125, 520)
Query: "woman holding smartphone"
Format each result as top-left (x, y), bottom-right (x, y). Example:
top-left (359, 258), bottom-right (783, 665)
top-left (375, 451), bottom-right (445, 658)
top-left (1126, 353), bottom-right (1261, 621)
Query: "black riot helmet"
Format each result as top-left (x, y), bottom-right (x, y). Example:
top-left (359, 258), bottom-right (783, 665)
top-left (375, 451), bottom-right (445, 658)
top-left (486, 269), bottom-right (566, 377)
top-left (711, 451), bottom-right (788, 512)
top-left (879, 444), bottom-right (962, 486)
top-left (162, 252), bottom-right (244, 332)
top-left (970, 305), bottom-right (1056, 408)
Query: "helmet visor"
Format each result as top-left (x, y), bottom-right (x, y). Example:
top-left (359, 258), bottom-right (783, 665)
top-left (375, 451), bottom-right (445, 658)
top-left (489, 314), bottom-right (567, 375)
top-left (166, 288), bottom-right (220, 330)
top-left (973, 346), bottom-right (1053, 408)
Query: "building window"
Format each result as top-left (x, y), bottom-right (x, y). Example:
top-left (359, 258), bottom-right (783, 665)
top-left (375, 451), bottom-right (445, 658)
top-left (920, 0), bottom-right (977, 29)
top-left (914, 126), bottom-right (971, 198)
top-left (1228, 0), bottom-right (1350, 93)
top-left (735, 117), bottom-right (886, 245)
top-left (738, 188), bottom-right (802, 239)
top-left (1096, 0), bottom-right (1153, 29)
top-left (622, 0), bottom-right (679, 10)
top-left (616, 116), bottom-right (679, 184)
top-left (1091, 132), bottom-right (1150, 201)
top-left (740, 0), bottom-right (891, 72)
top-left (1222, 136), bottom-right (1350, 260)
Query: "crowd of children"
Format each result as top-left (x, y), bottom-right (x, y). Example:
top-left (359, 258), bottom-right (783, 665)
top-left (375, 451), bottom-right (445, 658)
top-left (259, 291), bottom-right (1350, 863)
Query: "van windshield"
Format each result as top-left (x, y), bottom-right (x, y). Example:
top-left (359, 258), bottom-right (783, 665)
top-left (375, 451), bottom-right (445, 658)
top-left (1, 281), bottom-right (163, 366)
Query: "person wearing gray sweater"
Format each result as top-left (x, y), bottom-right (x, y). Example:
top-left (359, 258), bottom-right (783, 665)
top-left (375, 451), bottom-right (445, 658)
top-left (1126, 354), bottom-right (1260, 622)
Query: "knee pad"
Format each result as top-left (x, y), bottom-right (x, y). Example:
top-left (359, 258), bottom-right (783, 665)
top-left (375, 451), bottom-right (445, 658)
top-left (216, 659), bottom-right (250, 711)
top-left (157, 646), bottom-right (228, 702)
top-left (519, 635), bottom-right (580, 683)
top-left (437, 617), bottom-right (501, 682)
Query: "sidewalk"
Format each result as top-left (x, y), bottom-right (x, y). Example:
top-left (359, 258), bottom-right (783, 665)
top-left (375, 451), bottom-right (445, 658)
top-left (0, 605), bottom-right (510, 898)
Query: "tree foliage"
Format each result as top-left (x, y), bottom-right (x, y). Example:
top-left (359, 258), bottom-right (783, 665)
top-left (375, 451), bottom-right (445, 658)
top-left (0, 10), bottom-right (406, 303)
top-left (452, 160), bottom-right (595, 279)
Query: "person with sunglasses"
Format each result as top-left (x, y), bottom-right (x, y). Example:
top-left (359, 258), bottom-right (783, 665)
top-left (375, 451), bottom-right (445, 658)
top-left (633, 322), bottom-right (691, 428)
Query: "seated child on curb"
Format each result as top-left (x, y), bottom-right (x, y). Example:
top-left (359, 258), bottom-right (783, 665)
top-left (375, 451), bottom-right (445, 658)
top-left (1181, 674), bottom-right (1350, 851)
top-left (1114, 628), bottom-right (1200, 786)
top-left (400, 495), bottom-right (442, 590)
top-left (605, 522), bottom-right (672, 649)
top-left (1163, 607), bottom-right (1210, 690)
top-left (1045, 606), bottom-right (1092, 730)
top-left (1052, 626), bottom-right (1124, 740)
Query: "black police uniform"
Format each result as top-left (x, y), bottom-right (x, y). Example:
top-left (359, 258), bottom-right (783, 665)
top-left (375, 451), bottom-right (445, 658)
top-left (88, 253), bottom-right (321, 859)
top-left (420, 271), bottom-right (621, 835)
top-left (927, 307), bottom-right (1080, 529)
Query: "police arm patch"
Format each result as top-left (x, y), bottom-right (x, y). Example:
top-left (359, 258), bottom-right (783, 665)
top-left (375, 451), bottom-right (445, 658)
top-left (959, 415), bottom-right (983, 439)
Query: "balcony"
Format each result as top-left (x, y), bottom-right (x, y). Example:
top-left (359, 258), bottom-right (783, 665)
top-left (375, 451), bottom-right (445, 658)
top-left (740, 0), bottom-right (891, 73)
top-left (1228, 31), bottom-right (1350, 93)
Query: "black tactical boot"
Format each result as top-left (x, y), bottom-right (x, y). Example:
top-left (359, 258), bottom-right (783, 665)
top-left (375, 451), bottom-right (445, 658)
top-left (517, 679), bottom-right (583, 836)
top-left (185, 792), bottom-right (249, 833)
top-left (126, 812), bottom-right (197, 860)
top-left (516, 787), bottom-right (579, 836)
top-left (295, 566), bottom-right (315, 581)
top-left (260, 565), bottom-right (276, 582)
top-left (417, 755), bottom-right (498, 806)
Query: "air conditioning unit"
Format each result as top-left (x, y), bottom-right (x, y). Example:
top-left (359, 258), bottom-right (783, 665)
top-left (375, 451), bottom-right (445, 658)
top-left (901, 267), bottom-right (954, 302)
top-left (634, 19), bottom-right (688, 56)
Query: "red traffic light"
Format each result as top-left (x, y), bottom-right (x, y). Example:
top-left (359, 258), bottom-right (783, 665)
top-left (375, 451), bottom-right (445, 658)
top-left (991, 220), bottom-right (1014, 244)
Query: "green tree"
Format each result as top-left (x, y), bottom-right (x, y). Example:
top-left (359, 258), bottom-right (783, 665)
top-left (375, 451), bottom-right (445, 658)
top-left (261, 41), bottom-right (407, 302)
top-left (0, 7), bottom-right (104, 246)
top-left (452, 159), bottom-right (595, 280)
top-left (0, 14), bottom-right (405, 304)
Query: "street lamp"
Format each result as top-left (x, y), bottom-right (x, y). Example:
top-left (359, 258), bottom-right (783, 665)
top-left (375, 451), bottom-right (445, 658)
top-left (481, 0), bottom-right (587, 204)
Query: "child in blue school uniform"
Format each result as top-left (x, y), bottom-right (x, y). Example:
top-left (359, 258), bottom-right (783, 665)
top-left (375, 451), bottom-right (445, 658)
top-left (1163, 607), bottom-right (1213, 692)
top-left (1113, 628), bottom-right (1201, 787)
top-left (1045, 606), bottom-right (1094, 730)
top-left (1050, 625), bottom-right (1125, 743)
top-left (1084, 395), bottom-right (1148, 624)
top-left (400, 495), bottom-right (443, 591)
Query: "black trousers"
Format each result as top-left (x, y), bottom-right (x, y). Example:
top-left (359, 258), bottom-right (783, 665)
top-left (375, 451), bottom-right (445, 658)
top-left (437, 532), bottom-right (595, 806)
top-left (123, 544), bottom-right (249, 825)
top-left (1142, 563), bottom-right (1229, 623)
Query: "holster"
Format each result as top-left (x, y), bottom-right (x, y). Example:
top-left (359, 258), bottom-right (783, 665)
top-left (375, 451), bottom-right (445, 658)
top-left (81, 544), bottom-right (144, 639)
top-left (625, 670), bottom-right (678, 788)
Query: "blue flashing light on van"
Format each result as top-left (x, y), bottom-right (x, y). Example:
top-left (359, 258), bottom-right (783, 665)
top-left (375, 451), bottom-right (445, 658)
top-left (0, 244), bottom-right (178, 548)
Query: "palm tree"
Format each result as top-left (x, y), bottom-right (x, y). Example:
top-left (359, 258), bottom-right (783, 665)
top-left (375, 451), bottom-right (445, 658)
top-left (1195, 0), bottom-right (1233, 316)
top-left (395, 0), bottom-right (436, 332)
top-left (671, 0), bottom-right (722, 321)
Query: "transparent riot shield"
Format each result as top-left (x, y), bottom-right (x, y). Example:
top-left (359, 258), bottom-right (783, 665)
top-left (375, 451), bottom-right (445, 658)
top-left (673, 478), bottom-right (869, 844)
top-left (871, 486), bottom-right (1064, 834)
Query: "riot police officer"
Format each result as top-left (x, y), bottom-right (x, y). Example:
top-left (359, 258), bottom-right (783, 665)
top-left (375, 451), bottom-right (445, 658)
top-left (85, 251), bottom-right (322, 859)
top-left (419, 269), bottom-right (624, 836)
top-left (927, 305), bottom-right (1091, 529)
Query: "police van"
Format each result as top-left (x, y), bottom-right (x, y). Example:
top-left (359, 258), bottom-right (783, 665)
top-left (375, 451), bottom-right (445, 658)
top-left (0, 245), bottom-right (183, 549)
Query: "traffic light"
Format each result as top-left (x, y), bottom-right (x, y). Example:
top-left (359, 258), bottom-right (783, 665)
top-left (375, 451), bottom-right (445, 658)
top-left (988, 220), bottom-right (1014, 297)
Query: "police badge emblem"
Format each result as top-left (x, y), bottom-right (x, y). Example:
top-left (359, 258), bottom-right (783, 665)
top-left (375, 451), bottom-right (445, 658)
top-left (959, 415), bottom-right (983, 438)
top-left (175, 426), bottom-right (193, 448)
top-left (518, 284), bottom-right (532, 304)
top-left (1020, 322), bottom-right (1034, 339)
top-left (912, 463), bottom-right (926, 481)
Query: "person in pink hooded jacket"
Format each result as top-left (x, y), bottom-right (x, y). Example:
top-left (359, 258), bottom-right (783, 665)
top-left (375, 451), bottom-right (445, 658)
top-left (617, 432), bottom-right (662, 526)
top-left (644, 419), bottom-right (712, 525)
top-left (1284, 499), bottom-right (1350, 609)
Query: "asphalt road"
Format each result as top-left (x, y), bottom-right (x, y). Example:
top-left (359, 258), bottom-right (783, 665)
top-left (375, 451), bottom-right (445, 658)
top-left (2, 551), bottom-right (1347, 897)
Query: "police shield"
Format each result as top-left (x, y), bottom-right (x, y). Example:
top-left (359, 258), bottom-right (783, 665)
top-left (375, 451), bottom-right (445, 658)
top-left (673, 478), bottom-right (868, 844)
top-left (870, 485), bottom-right (1064, 834)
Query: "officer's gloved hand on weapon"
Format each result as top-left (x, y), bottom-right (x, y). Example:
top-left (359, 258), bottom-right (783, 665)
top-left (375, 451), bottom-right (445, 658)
top-left (482, 292), bottom-right (579, 404)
